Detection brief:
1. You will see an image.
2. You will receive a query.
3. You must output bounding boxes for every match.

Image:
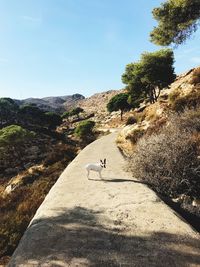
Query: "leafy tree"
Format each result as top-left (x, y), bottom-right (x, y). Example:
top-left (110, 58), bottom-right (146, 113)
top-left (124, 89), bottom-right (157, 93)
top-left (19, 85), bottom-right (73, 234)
top-left (70, 107), bottom-right (84, 118)
top-left (150, 0), bottom-right (200, 46)
top-left (107, 93), bottom-right (131, 121)
top-left (0, 98), bottom-right (19, 127)
top-left (122, 49), bottom-right (176, 104)
top-left (44, 112), bottom-right (62, 130)
top-left (75, 120), bottom-right (95, 138)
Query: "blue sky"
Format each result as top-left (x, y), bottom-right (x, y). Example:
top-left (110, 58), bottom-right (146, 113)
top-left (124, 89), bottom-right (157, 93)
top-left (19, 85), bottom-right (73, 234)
top-left (0, 0), bottom-right (200, 99)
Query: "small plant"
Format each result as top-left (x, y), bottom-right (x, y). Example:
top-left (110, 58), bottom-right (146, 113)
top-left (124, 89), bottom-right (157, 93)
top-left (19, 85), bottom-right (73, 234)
top-left (75, 120), bottom-right (95, 139)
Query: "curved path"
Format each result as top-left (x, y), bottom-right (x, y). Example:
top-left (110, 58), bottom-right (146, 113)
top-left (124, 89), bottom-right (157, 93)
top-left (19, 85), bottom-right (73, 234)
top-left (9, 132), bottom-right (200, 267)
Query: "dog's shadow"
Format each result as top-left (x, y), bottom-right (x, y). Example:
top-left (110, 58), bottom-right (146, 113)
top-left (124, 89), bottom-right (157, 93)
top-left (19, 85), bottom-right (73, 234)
top-left (88, 177), bottom-right (148, 185)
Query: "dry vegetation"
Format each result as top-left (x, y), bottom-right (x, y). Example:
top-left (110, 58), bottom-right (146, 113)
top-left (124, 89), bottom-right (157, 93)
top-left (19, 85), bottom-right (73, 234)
top-left (129, 109), bottom-right (200, 200)
top-left (118, 68), bottom-right (200, 221)
top-left (0, 142), bottom-right (78, 264)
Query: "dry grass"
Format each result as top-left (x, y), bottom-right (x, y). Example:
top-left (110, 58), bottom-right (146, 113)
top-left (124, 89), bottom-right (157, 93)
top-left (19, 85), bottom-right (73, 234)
top-left (190, 67), bottom-right (200, 85)
top-left (170, 90), bottom-right (200, 111)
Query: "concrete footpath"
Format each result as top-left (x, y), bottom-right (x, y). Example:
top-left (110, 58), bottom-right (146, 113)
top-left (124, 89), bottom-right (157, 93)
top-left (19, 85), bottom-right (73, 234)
top-left (9, 132), bottom-right (200, 266)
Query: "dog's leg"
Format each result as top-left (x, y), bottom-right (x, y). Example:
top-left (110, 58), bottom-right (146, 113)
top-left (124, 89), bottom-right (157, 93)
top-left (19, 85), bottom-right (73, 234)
top-left (87, 170), bottom-right (90, 179)
top-left (99, 171), bottom-right (102, 179)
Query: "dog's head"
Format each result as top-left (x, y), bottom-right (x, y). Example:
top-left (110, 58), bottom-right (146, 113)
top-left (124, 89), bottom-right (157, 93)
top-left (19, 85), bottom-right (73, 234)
top-left (100, 158), bottom-right (106, 168)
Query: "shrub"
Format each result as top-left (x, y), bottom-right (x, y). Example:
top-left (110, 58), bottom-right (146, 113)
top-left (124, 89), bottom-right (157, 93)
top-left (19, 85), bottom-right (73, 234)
top-left (126, 116), bottom-right (137, 125)
top-left (170, 90), bottom-right (200, 111)
top-left (0, 125), bottom-right (35, 149)
top-left (75, 120), bottom-right (95, 139)
top-left (127, 128), bottom-right (145, 144)
top-left (129, 109), bottom-right (200, 199)
top-left (146, 117), bottom-right (167, 136)
top-left (168, 88), bottom-right (181, 103)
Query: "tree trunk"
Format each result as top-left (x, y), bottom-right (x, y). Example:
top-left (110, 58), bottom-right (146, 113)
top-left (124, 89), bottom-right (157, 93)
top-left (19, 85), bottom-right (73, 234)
top-left (120, 110), bottom-right (123, 121)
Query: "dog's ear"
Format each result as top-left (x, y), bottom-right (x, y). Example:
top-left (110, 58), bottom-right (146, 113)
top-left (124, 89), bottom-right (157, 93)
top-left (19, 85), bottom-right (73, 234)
top-left (104, 158), bottom-right (106, 168)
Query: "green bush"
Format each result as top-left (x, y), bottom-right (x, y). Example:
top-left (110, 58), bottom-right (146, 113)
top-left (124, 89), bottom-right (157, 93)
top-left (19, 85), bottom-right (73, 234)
top-left (0, 125), bottom-right (35, 149)
top-left (75, 120), bottom-right (95, 138)
top-left (129, 109), bottom-right (200, 199)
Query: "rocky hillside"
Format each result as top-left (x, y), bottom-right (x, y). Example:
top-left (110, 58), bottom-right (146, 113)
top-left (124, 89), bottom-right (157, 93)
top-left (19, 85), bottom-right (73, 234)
top-left (116, 66), bottom-right (200, 228)
top-left (15, 94), bottom-right (85, 113)
top-left (74, 89), bottom-right (125, 128)
top-left (77, 90), bottom-right (124, 114)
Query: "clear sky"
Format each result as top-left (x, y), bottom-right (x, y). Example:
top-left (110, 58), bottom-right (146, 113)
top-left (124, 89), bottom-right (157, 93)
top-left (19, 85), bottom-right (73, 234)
top-left (0, 0), bottom-right (200, 99)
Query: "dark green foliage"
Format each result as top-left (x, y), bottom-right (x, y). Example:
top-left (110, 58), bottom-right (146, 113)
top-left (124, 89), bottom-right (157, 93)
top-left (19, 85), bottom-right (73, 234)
top-left (18, 105), bottom-right (46, 127)
top-left (122, 49), bottom-right (176, 104)
top-left (129, 109), bottom-right (200, 199)
top-left (107, 93), bottom-right (131, 120)
top-left (150, 0), bottom-right (200, 46)
top-left (44, 112), bottom-right (62, 130)
top-left (75, 120), bottom-right (95, 138)
top-left (0, 98), bottom-right (19, 127)
top-left (18, 105), bottom-right (62, 131)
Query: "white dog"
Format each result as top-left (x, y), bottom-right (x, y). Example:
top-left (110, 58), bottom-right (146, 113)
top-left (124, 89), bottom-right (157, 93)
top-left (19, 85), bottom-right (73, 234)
top-left (85, 159), bottom-right (106, 179)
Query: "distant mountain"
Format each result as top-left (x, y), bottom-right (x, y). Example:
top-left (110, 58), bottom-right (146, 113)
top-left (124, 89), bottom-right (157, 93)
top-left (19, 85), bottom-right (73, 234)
top-left (15, 94), bottom-right (85, 113)
top-left (76, 89), bottom-right (124, 114)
